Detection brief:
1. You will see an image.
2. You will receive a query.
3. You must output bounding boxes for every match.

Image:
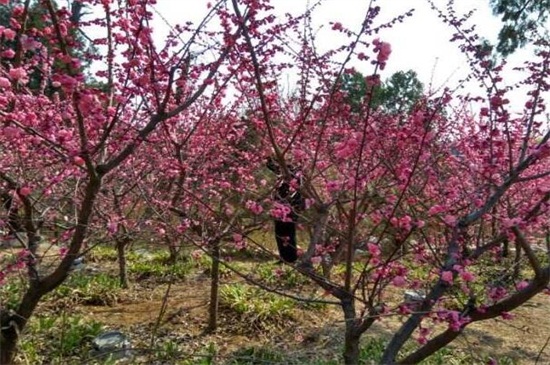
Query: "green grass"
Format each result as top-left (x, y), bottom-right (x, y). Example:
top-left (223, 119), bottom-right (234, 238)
top-left (0, 277), bottom-right (24, 310)
top-left (49, 272), bottom-right (121, 305)
top-left (226, 346), bottom-right (286, 364)
top-left (88, 245), bottom-right (119, 262)
top-left (17, 314), bottom-right (104, 364)
top-left (219, 283), bottom-right (296, 330)
top-left (255, 262), bottom-right (310, 288)
top-left (128, 259), bottom-right (193, 279)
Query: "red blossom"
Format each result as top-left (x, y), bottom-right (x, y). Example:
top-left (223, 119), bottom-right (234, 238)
top-left (441, 271), bottom-right (453, 284)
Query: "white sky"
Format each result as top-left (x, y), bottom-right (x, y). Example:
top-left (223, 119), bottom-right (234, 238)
top-left (87, 0), bottom-right (546, 111)
top-left (150, 1), bottom-right (540, 92)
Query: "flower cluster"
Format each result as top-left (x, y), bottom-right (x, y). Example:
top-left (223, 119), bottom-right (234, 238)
top-left (373, 38), bottom-right (392, 70)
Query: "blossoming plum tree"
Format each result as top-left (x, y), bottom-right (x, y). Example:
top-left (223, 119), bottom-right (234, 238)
top-left (229, 2), bottom-right (550, 364)
top-left (1, 0), bottom-right (549, 364)
top-left (0, 0), bottom-right (259, 362)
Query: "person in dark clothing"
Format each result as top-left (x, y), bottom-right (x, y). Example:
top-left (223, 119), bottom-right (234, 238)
top-left (266, 158), bottom-right (304, 263)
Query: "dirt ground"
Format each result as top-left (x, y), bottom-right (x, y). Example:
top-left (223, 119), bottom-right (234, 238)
top-left (67, 269), bottom-right (550, 365)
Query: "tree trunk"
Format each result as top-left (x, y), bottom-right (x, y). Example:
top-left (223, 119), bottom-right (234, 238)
top-left (116, 238), bottom-right (129, 289)
top-left (0, 175), bottom-right (102, 364)
top-left (341, 296), bottom-right (362, 365)
top-left (343, 330), bottom-right (361, 365)
top-left (301, 206), bottom-right (329, 264)
top-left (167, 237), bottom-right (180, 264)
top-left (207, 239), bottom-right (220, 333)
top-left (502, 238), bottom-right (509, 258)
top-left (512, 240), bottom-right (521, 279)
top-left (0, 312), bottom-right (19, 365)
top-left (1, 285), bottom-right (43, 365)
top-left (168, 244), bottom-right (179, 264)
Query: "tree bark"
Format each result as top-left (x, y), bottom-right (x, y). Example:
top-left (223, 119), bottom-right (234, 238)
top-left (1, 175), bottom-right (102, 364)
top-left (343, 329), bottom-right (361, 365)
top-left (1, 287), bottom-right (42, 365)
top-left (116, 238), bottom-right (129, 289)
top-left (206, 239), bottom-right (220, 333)
top-left (512, 240), bottom-right (521, 279)
top-left (168, 243), bottom-right (180, 264)
top-left (341, 296), bottom-right (362, 365)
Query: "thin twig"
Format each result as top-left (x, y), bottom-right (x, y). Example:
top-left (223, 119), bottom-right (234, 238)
top-left (535, 333), bottom-right (550, 365)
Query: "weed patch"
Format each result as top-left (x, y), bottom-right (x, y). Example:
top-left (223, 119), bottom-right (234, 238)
top-left (219, 283), bottom-right (296, 332)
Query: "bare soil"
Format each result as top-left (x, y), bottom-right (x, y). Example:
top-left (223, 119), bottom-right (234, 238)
top-left (63, 269), bottom-right (550, 365)
top-left (16, 242), bottom-right (550, 364)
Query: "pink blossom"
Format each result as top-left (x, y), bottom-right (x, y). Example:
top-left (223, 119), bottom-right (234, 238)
top-left (444, 310), bottom-right (468, 331)
top-left (20, 35), bottom-right (39, 51)
top-left (78, 93), bottom-right (99, 115)
top-left (416, 335), bottom-right (428, 345)
top-left (3, 28), bottom-right (16, 40)
top-left (441, 270), bottom-right (453, 284)
top-left (311, 256), bottom-right (322, 264)
top-left (107, 221), bottom-right (118, 234)
top-left (234, 234), bottom-right (246, 250)
top-left (500, 312), bottom-right (514, 320)
top-left (460, 271), bottom-right (475, 282)
top-left (9, 67), bottom-right (27, 82)
top-left (332, 22), bottom-right (343, 31)
top-left (191, 250), bottom-right (202, 260)
top-left (373, 38), bottom-right (391, 69)
top-left (502, 217), bottom-right (522, 228)
top-left (4, 126), bottom-right (20, 139)
top-left (0, 77), bottom-right (10, 88)
top-left (398, 304), bottom-right (412, 315)
top-left (1, 49), bottom-right (15, 58)
top-left (365, 74), bottom-right (381, 87)
top-left (488, 286), bottom-right (508, 301)
top-left (52, 74), bottom-right (78, 90)
top-left (245, 200), bottom-right (263, 215)
top-left (59, 247), bottom-right (68, 258)
top-left (516, 280), bottom-right (529, 291)
top-left (270, 203), bottom-right (291, 221)
top-left (428, 205), bottom-right (445, 216)
top-left (326, 180), bottom-right (340, 193)
top-left (416, 327), bottom-right (430, 345)
top-left (274, 268), bottom-right (284, 277)
top-left (335, 139), bottom-right (357, 159)
top-left (392, 275), bottom-right (406, 287)
top-left (19, 186), bottom-right (31, 196)
top-left (377, 42), bottom-right (391, 62)
top-left (367, 242), bottom-right (380, 257)
top-left (443, 215), bottom-right (457, 225)
top-left (73, 156), bottom-right (85, 166)
top-left (490, 95), bottom-right (508, 108)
